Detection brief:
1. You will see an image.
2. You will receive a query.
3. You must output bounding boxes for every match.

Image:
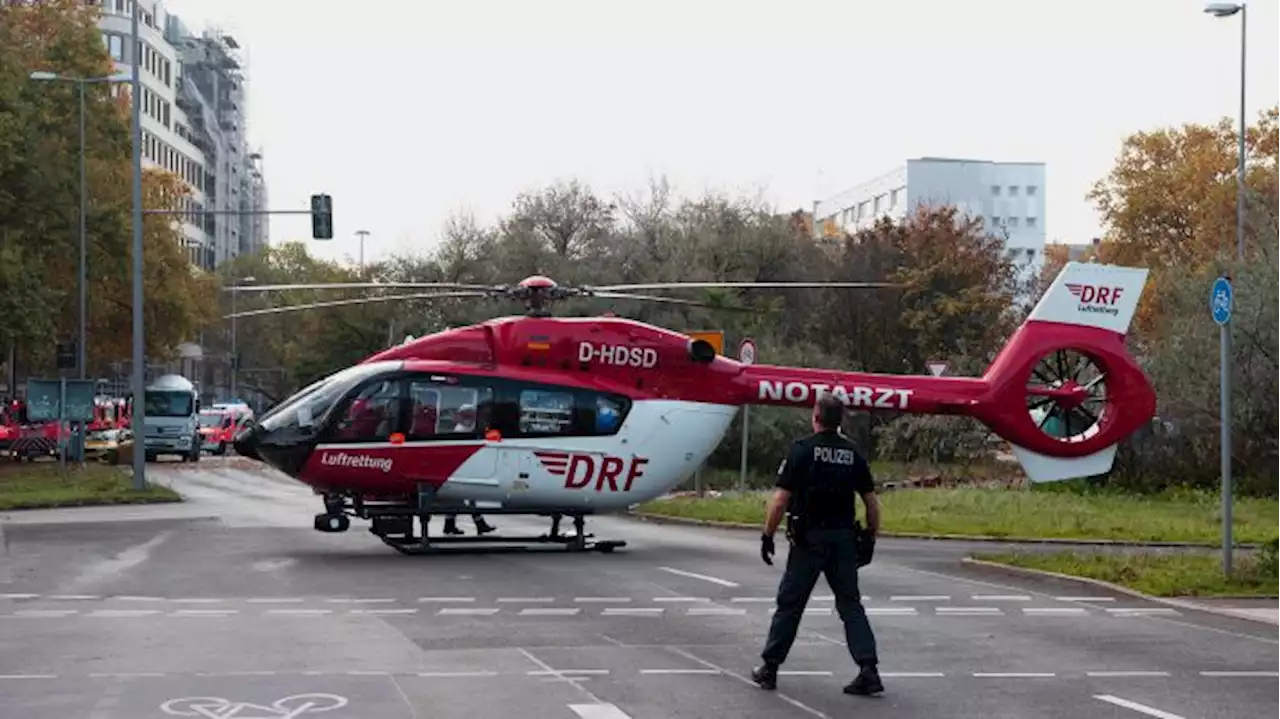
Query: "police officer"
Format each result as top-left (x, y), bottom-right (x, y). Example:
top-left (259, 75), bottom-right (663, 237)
top-left (752, 393), bottom-right (883, 697)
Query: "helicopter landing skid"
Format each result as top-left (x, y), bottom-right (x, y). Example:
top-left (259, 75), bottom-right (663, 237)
top-left (374, 515), bottom-right (626, 555)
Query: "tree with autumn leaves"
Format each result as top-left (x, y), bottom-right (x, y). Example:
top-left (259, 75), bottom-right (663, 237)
top-left (1041, 107), bottom-right (1279, 493)
top-left (0, 0), bottom-right (216, 384)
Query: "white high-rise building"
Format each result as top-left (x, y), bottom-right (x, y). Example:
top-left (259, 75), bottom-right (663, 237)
top-left (813, 157), bottom-right (1047, 279)
top-left (93, 0), bottom-right (267, 270)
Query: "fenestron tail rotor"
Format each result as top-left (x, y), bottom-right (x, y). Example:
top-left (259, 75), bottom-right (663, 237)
top-left (1025, 349), bottom-right (1108, 443)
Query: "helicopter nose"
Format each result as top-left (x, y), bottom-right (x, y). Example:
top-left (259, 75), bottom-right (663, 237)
top-left (233, 427), bottom-right (262, 461)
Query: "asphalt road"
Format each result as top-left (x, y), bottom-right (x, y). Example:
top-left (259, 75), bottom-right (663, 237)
top-left (0, 458), bottom-right (1275, 719)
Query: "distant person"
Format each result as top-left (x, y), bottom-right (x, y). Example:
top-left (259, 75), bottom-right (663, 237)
top-left (442, 403), bottom-right (496, 536)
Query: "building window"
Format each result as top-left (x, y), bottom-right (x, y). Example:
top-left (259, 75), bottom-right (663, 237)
top-left (1025, 248), bottom-right (1035, 259)
top-left (991, 185), bottom-right (1001, 196)
top-left (991, 216), bottom-right (1002, 227)
top-left (1008, 185), bottom-right (1019, 197)
top-left (109, 35), bottom-right (123, 60)
top-left (873, 195), bottom-right (882, 213)
top-left (1026, 217), bottom-right (1038, 228)
top-left (1026, 185), bottom-right (1038, 196)
top-left (890, 188), bottom-right (901, 208)
top-left (1007, 217), bottom-right (1019, 228)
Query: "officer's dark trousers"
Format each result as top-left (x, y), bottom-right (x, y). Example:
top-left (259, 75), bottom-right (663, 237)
top-left (762, 528), bottom-right (877, 668)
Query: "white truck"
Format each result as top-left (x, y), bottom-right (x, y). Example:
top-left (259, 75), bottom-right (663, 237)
top-left (142, 374), bottom-right (202, 463)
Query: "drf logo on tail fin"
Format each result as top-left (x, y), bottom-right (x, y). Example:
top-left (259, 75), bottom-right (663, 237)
top-left (1066, 283), bottom-right (1123, 316)
top-left (535, 451), bottom-right (648, 492)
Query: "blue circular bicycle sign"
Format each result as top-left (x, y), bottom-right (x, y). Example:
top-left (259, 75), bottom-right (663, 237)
top-left (1211, 276), bottom-right (1233, 326)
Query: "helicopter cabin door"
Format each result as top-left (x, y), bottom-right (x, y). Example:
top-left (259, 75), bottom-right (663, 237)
top-left (403, 374), bottom-right (500, 503)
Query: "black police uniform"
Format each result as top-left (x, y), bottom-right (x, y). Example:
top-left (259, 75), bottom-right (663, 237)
top-left (758, 428), bottom-right (880, 689)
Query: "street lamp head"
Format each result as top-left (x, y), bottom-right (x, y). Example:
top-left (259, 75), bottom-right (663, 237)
top-left (1204, 1), bottom-right (1243, 17)
top-left (29, 71), bottom-right (59, 81)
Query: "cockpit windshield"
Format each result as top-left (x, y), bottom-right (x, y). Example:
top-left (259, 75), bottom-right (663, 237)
top-left (256, 360), bottom-right (403, 435)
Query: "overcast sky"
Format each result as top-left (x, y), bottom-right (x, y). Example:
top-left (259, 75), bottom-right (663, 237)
top-left (161, 0), bottom-right (1279, 268)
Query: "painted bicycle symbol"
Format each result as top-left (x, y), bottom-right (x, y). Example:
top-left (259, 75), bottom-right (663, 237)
top-left (1213, 289), bottom-right (1230, 313)
top-left (160, 693), bottom-right (348, 719)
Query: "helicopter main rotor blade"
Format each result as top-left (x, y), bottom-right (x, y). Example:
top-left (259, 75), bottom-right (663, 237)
top-left (589, 281), bottom-right (903, 292)
top-left (223, 281), bottom-right (495, 292)
top-left (589, 291), bottom-right (755, 312)
top-left (224, 291), bottom-right (493, 319)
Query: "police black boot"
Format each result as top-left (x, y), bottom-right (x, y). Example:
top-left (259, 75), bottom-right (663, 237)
top-left (751, 663), bottom-right (778, 691)
top-left (443, 517), bottom-right (464, 535)
top-left (843, 663), bottom-right (883, 696)
top-left (475, 518), bottom-right (496, 535)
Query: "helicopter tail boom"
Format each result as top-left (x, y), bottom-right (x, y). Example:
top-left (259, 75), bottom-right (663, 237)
top-left (733, 261), bottom-right (1155, 483)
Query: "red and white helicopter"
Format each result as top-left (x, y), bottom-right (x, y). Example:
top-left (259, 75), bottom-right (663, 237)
top-left (228, 261), bottom-right (1155, 554)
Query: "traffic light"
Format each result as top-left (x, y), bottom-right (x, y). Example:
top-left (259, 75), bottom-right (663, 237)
top-left (310, 193), bottom-right (333, 239)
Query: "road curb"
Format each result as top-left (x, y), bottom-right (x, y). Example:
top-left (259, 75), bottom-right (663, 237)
top-left (627, 511), bottom-right (1259, 548)
top-left (961, 557), bottom-right (1280, 625)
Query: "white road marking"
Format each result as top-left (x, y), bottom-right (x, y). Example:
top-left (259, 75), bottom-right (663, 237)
top-left (87, 609), bottom-right (161, 617)
top-left (530, 669), bottom-right (610, 676)
top-left (172, 598), bottom-right (223, 604)
top-left (438, 607), bottom-right (500, 616)
top-left (416, 597), bottom-right (475, 603)
top-left (811, 595), bottom-right (834, 601)
top-left (974, 672), bottom-right (1056, 678)
top-left (1087, 671), bottom-right (1172, 677)
top-left (1199, 671), bottom-right (1279, 677)
top-left (89, 672), bottom-right (166, 678)
top-left (890, 595), bottom-right (950, 601)
top-left (653, 596), bottom-right (709, 602)
top-left (803, 607), bottom-right (833, 615)
top-left (867, 607), bottom-right (918, 615)
top-left (1023, 607), bottom-right (1089, 615)
top-left (657, 566), bottom-right (740, 588)
top-left (602, 607), bottom-right (663, 616)
top-left (351, 608), bottom-right (418, 615)
top-left (1058, 596), bottom-right (1115, 602)
top-left (49, 594), bottom-right (99, 600)
top-left (973, 594), bottom-right (1030, 601)
top-left (246, 598), bottom-right (304, 604)
top-left (1093, 694), bottom-right (1187, 719)
top-left (349, 598), bottom-right (397, 604)
top-left (664, 646), bottom-right (830, 719)
top-left (172, 609), bottom-right (239, 616)
top-left (0, 593), bottom-right (39, 599)
top-left (1106, 608), bottom-right (1180, 615)
top-left (639, 669), bottom-right (720, 675)
top-left (0, 674), bottom-right (57, 679)
top-left (685, 607), bottom-right (746, 616)
top-left (937, 606), bottom-right (1001, 612)
top-left (575, 597), bottom-right (632, 603)
top-left (347, 670), bottom-right (390, 676)
top-left (519, 608), bottom-right (580, 616)
top-left (568, 703), bottom-right (632, 719)
top-left (266, 609), bottom-right (332, 616)
top-left (416, 671), bottom-right (499, 678)
top-left (497, 597), bottom-right (555, 603)
top-left (114, 596), bottom-right (165, 602)
top-left (730, 597), bottom-right (774, 603)
top-left (881, 672), bottom-right (946, 678)
top-left (779, 670), bottom-right (833, 676)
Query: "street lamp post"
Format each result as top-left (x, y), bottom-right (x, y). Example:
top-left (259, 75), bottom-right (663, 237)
top-left (129, 0), bottom-right (146, 490)
top-left (355, 230), bottom-right (370, 273)
top-left (1204, 0), bottom-right (1247, 574)
top-left (229, 276), bottom-right (256, 399)
top-left (28, 70), bottom-right (129, 463)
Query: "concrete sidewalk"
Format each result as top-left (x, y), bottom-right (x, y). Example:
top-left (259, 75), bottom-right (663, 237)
top-left (1185, 598), bottom-right (1280, 625)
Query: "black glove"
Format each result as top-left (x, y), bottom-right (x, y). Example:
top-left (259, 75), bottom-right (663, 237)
top-left (855, 528), bottom-right (876, 567)
top-left (760, 533), bottom-right (775, 565)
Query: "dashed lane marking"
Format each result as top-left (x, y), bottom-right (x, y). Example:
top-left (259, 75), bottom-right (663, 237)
top-left (1024, 608), bottom-right (1089, 616)
top-left (0, 668), bottom-right (1269, 681)
top-left (602, 608), bottom-right (663, 616)
top-left (13, 609), bottom-right (78, 617)
top-left (171, 609), bottom-right (239, 616)
top-left (890, 595), bottom-right (950, 601)
top-left (520, 608), bottom-right (581, 616)
top-left (575, 597), bottom-right (633, 603)
top-left (245, 598), bottom-right (305, 604)
top-left (685, 607), bottom-right (747, 616)
top-left (867, 607), bottom-right (918, 615)
top-left (1058, 596), bottom-right (1116, 602)
top-left (973, 595), bottom-right (1030, 601)
top-left (497, 597), bottom-right (556, 603)
top-left (1106, 608), bottom-right (1181, 616)
top-left (87, 609), bottom-right (162, 617)
top-left (265, 609), bottom-right (332, 616)
top-left (416, 597), bottom-right (476, 603)
top-left (438, 607), bottom-right (500, 616)
top-left (49, 594), bottom-right (99, 600)
top-left (653, 597), bottom-right (710, 603)
top-left (350, 608), bottom-right (418, 615)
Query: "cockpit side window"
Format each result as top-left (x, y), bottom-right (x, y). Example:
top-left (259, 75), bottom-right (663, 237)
top-left (329, 379), bottom-right (404, 443)
top-left (405, 377), bottom-right (493, 440)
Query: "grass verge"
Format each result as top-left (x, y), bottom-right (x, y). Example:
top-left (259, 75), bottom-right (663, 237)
top-left (970, 549), bottom-right (1279, 598)
top-left (0, 462), bottom-right (180, 510)
top-left (635, 487), bottom-right (1277, 545)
